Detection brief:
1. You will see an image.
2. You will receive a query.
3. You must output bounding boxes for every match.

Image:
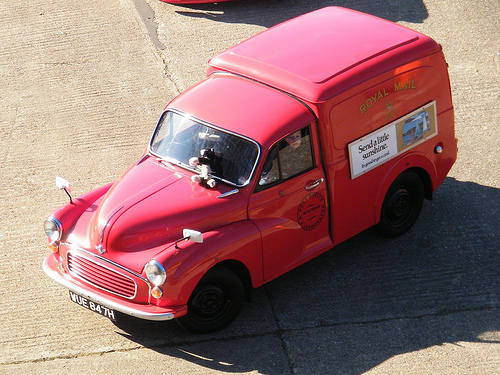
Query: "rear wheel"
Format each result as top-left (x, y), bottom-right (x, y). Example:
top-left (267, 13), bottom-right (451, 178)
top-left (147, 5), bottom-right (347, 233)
top-left (376, 171), bottom-right (424, 238)
top-left (177, 266), bottom-right (244, 333)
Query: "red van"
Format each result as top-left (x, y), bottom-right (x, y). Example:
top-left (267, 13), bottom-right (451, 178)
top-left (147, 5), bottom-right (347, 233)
top-left (43, 7), bottom-right (457, 333)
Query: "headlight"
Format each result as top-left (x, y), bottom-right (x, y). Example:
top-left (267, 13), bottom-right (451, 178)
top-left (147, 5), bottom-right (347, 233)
top-left (44, 217), bottom-right (62, 241)
top-left (144, 260), bottom-right (166, 286)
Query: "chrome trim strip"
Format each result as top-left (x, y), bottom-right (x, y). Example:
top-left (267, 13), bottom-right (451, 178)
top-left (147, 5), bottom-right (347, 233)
top-left (43, 258), bottom-right (174, 321)
top-left (100, 206), bottom-right (123, 242)
top-left (67, 250), bottom-right (138, 300)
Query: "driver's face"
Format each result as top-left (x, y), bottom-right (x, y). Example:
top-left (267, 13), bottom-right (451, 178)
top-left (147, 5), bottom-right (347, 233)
top-left (285, 131), bottom-right (302, 149)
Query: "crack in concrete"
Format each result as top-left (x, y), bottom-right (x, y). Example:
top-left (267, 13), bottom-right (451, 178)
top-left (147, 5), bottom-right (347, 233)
top-left (131, 0), bottom-right (165, 50)
top-left (128, 0), bottom-right (183, 95)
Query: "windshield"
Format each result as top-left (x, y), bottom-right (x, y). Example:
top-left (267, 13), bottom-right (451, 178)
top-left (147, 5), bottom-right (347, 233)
top-left (149, 111), bottom-right (260, 187)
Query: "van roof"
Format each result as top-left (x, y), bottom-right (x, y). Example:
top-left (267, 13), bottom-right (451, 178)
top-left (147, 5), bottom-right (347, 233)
top-left (168, 74), bottom-right (316, 149)
top-left (209, 7), bottom-right (440, 103)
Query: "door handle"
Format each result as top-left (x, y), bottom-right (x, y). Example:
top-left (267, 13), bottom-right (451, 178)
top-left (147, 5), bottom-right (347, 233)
top-left (306, 178), bottom-right (324, 190)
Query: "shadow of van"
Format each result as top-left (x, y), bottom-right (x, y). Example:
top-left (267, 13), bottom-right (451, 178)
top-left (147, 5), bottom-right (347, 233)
top-left (113, 177), bottom-right (499, 374)
top-left (172, 0), bottom-right (429, 27)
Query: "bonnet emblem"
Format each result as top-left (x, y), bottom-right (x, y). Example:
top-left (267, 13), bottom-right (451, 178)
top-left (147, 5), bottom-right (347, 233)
top-left (95, 244), bottom-right (106, 254)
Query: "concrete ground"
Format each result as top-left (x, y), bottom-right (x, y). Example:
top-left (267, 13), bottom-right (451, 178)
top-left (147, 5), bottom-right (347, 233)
top-left (0, 0), bottom-right (498, 373)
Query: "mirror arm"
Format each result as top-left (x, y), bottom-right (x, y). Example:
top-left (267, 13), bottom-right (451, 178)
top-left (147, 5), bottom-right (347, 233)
top-left (63, 187), bottom-right (73, 204)
top-left (174, 235), bottom-right (190, 249)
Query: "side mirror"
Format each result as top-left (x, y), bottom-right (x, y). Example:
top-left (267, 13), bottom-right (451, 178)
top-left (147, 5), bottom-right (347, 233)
top-left (56, 176), bottom-right (73, 203)
top-left (182, 229), bottom-right (203, 244)
top-left (175, 229), bottom-right (203, 248)
top-left (56, 176), bottom-right (71, 193)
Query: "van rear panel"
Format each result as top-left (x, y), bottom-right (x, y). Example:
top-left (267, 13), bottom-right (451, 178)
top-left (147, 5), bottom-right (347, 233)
top-left (322, 51), bottom-right (456, 244)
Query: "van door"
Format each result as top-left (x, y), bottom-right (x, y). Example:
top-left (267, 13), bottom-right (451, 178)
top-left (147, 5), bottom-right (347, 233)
top-left (248, 124), bottom-right (332, 282)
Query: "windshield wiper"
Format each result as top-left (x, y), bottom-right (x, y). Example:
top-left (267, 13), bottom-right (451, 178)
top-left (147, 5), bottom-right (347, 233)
top-left (217, 189), bottom-right (239, 198)
top-left (158, 156), bottom-right (182, 167)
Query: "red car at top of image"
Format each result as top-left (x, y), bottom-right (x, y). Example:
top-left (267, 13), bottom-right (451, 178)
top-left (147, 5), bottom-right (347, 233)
top-left (43, 7), bottom-right (457, 333)
top-left (160, 0), bottom-right (234, 4)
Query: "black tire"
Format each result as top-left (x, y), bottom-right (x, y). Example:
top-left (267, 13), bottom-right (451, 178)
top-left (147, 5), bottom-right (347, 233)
top-left (177, 266), bottom-right (244, 333)
top-left (375, 171), bottom-right (424, 238)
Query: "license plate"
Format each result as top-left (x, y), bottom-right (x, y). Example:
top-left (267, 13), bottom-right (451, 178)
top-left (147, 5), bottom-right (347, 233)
top-left (69, 291), bottom-right (116, 321)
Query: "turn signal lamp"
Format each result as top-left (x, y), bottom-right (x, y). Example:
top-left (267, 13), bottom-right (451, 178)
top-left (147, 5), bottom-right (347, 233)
top-left (151, 286), bottom-right (163, 299)
top-left (48, 241), bottom-right (59, 253)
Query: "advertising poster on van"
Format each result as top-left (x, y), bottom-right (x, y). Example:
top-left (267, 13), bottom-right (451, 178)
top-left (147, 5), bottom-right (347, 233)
top-left (348, 101), bottom-right (438, 179)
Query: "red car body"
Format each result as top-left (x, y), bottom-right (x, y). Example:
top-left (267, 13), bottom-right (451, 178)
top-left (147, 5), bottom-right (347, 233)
top-left (43, 7), bottom-right (457, 332)
top-left (160, 0), bottom-right (234, 4)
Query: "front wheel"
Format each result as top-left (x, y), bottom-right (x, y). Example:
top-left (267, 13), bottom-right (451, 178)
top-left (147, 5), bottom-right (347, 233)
top-left (177, 266), bottom-right (244, 333)
top-left (375, 171), bottom-right (424, 238)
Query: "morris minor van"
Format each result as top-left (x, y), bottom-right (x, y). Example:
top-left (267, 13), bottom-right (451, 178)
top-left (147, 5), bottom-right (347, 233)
top-left (43, 7), bottom-right (457, 332)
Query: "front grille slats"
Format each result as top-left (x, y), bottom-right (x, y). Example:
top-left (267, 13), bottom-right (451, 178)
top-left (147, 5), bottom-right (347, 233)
top-left (67, 251), bottom-right (138, 299)
top-left (68, 257), bottom-right (135, 294)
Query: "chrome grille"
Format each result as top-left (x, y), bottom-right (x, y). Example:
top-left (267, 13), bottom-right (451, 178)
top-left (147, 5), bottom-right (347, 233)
top-left (67, 251), bottom-right (137, 299)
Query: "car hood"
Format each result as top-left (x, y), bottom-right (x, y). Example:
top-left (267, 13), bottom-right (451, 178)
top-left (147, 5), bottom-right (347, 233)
top-left (89, 156), bottom-right (247, 256)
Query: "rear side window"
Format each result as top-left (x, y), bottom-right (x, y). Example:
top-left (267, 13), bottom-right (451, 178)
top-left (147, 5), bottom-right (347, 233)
top-left (257, 126), bottom-right (314, 190)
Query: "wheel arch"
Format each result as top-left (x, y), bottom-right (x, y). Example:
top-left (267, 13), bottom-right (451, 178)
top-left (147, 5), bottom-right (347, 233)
top-left (210, 260), bottom-right (253, 302)
top-left (163, 220), bottom-right (262, 306)
top-left (412, 167), bottom-right (433, 201)
top-left (374, 153), bottom-right (436, 223)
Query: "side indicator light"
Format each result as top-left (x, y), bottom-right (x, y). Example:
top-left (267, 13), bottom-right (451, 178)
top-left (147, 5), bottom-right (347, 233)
top-left (48, 241), bottom-right (59, 253)
top-left (151, 286), bottom-right (163, 299)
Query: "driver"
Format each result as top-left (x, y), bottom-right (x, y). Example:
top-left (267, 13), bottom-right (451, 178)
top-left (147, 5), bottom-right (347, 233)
top-left (259, 129), bottom-right (313, 186)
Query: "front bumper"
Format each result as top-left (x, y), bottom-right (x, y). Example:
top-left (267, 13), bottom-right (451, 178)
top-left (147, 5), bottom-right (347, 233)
top-left (43, 254), bottom-right (187, 321)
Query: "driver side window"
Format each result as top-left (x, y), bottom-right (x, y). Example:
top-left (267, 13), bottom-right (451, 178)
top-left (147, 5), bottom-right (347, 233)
top-left (257, 126), bottom-right (314, 190)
